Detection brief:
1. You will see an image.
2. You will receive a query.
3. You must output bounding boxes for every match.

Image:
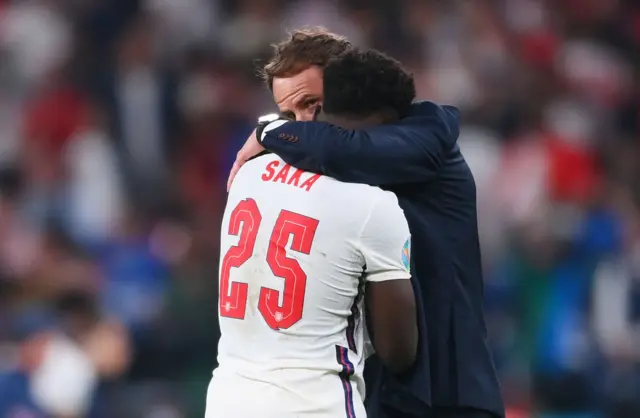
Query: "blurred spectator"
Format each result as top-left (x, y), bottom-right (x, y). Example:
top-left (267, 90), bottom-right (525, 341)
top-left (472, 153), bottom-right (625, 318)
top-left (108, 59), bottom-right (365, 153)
top-left (0, 0), bottom-right (72, 85)
top-left (64, 103), bottom-right (125, 244)
top-left (101, 15), bottom-right (180, 212)
top-left (0, 290), bottom-right (129, 418)
top-left (21, 68), bottom-right (89, 229)
top-left (145, 0), bottom-right (219, 55)
top-left (219, 0), bottom-right (283, 59)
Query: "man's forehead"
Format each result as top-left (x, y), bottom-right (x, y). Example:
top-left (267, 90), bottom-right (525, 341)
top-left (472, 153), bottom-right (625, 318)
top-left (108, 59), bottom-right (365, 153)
top-left (272, 67), bottom-right (324, 108)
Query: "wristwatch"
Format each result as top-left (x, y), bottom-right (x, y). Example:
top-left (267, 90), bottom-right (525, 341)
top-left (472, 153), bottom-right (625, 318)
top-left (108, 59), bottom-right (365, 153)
top-left (256, 113), bottom-right (289, 144)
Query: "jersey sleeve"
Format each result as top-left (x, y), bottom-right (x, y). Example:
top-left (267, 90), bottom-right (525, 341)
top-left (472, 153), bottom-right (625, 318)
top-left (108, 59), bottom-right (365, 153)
top-left (359, 192), bottom-right (412, 283)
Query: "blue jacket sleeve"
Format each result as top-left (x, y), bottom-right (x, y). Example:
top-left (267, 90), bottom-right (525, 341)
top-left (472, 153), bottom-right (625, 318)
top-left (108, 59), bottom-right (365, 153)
top-left (260, 102), bottom-right (460, 186)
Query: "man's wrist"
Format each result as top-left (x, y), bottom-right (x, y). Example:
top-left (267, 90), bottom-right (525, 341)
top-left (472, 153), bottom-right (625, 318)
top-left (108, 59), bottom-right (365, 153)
top-left (256, 114), bottom-right (289, 144)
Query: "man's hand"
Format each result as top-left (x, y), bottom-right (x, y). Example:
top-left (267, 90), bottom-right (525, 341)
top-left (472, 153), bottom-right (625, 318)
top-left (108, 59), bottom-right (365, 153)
top-left (227, 114), bottom-right (289, 191)
top-left (227, 128), bottom-right (264, 191)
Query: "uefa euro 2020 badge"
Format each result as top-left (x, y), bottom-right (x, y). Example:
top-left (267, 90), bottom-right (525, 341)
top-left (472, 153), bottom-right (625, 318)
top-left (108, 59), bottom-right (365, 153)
top-left (401, 237), bottom-right (411, 272)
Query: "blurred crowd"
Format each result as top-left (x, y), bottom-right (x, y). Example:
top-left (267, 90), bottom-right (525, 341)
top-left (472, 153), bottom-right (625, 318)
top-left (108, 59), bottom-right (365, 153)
top-left (0, 0), bottom-right (638, 417)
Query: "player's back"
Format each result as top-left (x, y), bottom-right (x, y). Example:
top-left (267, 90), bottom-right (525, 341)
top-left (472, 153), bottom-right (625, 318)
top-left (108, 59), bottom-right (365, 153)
top-left (207, 154), bottom-right (401, 418)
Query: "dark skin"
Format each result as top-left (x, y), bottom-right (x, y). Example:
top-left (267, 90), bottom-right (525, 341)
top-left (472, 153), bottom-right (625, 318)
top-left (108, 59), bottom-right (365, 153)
top-left (321, 108), bottom-right (418, 374)
top-left (365, 277), bottom-right (418, 374)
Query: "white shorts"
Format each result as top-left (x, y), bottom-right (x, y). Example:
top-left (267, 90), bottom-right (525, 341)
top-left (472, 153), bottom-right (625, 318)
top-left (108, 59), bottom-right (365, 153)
top-left (204, 370), bottom-right (366, 418)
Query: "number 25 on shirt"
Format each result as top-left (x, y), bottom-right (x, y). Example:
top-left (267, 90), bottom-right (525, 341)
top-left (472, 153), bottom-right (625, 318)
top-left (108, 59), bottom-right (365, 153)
top-left (219, 198), bottom-right (319, 330)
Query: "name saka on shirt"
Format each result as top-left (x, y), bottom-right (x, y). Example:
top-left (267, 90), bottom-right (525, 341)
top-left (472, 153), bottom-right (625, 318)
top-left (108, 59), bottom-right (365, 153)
top-left (261, 160), bottom-right (321, 192)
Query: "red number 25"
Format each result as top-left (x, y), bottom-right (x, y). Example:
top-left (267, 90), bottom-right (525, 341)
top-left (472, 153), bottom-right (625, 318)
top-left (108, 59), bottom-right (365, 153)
top-left (219, 198), bottom-right (319, 330)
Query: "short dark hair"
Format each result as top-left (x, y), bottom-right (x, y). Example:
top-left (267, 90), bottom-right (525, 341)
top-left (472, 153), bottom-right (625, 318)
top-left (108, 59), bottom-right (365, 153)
top-left (322, 48), bottom-right (416, 118)
top-left (261, 27), bottom-right (351, 90)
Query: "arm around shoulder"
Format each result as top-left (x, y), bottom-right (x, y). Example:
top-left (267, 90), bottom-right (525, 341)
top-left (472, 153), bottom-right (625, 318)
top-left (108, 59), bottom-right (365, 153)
top-left (260, 102), bottom-right (460, 186)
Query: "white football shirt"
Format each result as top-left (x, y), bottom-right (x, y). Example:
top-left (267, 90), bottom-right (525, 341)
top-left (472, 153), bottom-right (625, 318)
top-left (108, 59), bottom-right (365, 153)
top-left (206, 154), bottom-right (411, 418)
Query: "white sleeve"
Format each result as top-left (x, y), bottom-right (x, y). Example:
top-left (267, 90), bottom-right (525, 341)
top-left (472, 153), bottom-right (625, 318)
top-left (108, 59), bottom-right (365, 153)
top-left (359, 191), bottom-right (412, 283)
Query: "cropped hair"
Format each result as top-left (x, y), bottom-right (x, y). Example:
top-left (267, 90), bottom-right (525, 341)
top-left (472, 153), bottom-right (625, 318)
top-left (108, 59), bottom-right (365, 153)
top-left (322, 48), bottom-right (416, 118)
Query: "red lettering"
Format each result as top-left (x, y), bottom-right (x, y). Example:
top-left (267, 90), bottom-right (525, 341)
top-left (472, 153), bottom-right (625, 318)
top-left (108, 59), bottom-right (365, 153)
top-left (260, 161), bottom-right (322, 191)
top-left (273, 164), bottom-right (291, 184)
top-left (287, 169), bottom-right (304, 187)
top-left (300, 173), bottom-right (321, 191)
top-left (261, 160), bottom-right (280, 181)
top-left (219, 199), bottom-right (261, 319)
top-left (260, 210), bottom-right (319, 330)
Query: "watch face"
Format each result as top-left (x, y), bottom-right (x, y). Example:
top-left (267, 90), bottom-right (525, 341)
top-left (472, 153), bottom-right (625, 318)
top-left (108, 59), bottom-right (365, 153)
top-left (258, 113), bottom-right (280, 124)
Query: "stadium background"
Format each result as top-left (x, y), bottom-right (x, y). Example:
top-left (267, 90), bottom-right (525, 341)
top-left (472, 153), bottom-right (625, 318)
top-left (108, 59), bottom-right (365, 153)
top-left (0, 0), bottom-right (638, 417)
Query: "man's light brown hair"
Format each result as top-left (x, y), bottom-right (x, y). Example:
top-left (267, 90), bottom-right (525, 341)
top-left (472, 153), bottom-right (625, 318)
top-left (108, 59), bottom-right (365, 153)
top-left (261, 27), bottom-right (352, 90)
